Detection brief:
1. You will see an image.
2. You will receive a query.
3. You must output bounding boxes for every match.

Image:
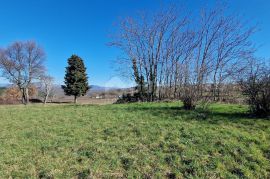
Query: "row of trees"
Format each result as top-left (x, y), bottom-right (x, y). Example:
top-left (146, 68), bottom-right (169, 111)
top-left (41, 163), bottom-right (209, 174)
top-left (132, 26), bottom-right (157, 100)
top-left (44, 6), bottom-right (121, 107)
top-left (0, 5), bottom-right (268, 116)
top-left (111, 5), bottom-right (260, 109)
top-left (0, 41), bottom-right (89, 104)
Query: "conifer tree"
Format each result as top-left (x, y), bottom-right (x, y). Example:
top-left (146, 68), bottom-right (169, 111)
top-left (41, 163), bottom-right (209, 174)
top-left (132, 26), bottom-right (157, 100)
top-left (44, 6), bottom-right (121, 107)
top-left (62, 55), bottom-right (89, 103)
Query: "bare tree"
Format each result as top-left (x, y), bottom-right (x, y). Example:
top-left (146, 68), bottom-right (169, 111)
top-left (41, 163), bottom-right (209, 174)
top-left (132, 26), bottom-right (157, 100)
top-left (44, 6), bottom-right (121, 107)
top-left (181, 7), bottom-right (256, 107)
top-left (0, 41), bottom-right (46, 104)
top-left (110, 6), bottom-right (189, 101)
top-left (111, 4), bottom-right (257, 109)
top-left (239, 58), bottom-right (270, 117)
top-left (38, 75), bottom-right (54, 104)
top-left (209, 11), bottom-right (255, 101)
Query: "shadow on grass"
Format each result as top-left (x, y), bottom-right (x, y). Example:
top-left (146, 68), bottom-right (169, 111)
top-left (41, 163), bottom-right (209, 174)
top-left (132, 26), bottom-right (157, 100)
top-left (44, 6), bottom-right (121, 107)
top-left (115, 104), bottom-right (267, 125)
top-left (49, 101), bottom-right (74, 104)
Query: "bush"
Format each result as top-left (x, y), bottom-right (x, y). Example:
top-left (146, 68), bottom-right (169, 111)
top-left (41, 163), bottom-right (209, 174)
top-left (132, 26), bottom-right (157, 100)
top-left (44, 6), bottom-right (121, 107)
top-left (4, 87), bottom-right (21, 100)
top-left (240, 69), bottom-right (270, 117)
top-left (115, 93), bottom-right (138, 104)
top-left (4, 86), bottom-right (38, 100)
top-left (182, 96), bottom-right (196, 110)
top-left (115, 92), bottom-right (148, 104)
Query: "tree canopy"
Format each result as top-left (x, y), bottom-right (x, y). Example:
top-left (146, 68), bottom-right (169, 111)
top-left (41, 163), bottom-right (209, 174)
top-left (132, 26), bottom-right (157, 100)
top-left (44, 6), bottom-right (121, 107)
top-left (62, 55), bottom-right (89, 103)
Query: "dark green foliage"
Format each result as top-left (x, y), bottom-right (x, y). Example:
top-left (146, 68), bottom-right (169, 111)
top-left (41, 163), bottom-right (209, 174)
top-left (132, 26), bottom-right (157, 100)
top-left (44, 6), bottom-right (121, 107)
top-left (115, 59), bottom-right (147, 104)
top-left (62, 55), bottom-right (89, 103)
top-left (132, 58), bottom-right (147, 101)
top-left (115, 93), bottom-right (138, 104)
top-left (114, 92), bottom-right (148, 104)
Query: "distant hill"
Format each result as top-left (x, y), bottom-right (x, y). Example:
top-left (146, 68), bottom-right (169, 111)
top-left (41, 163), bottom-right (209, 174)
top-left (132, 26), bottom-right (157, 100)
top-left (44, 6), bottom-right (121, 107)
top-left (90, 85), bottom-right (121, 92)
top-left (0, 83), bottom-right (122, 90)
top-left (51, 84), bottom-right (125, 97)
top-left (0, 83), bottom-right (128, 97)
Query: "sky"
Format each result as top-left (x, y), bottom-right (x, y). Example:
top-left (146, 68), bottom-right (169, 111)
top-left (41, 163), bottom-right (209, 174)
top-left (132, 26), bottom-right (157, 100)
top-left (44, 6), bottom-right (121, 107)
top-left (0, 0), bottom-right (269, 87)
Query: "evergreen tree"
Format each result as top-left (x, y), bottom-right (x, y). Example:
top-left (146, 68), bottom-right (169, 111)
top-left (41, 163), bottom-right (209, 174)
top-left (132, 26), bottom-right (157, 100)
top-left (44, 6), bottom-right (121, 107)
top-left (62, 55), bottom-right (89, 103)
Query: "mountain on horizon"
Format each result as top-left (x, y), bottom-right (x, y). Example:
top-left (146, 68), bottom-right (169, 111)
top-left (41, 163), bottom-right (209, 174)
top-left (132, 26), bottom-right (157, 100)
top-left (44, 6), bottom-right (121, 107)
top-left (0, 83), bottom-right (123, 89)
top-left (89, 85), bottom-right (123, 92)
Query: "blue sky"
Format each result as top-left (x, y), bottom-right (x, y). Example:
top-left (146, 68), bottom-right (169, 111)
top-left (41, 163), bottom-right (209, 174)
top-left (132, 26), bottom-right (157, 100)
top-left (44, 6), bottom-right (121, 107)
top-left (0, 0), bottom-right (269, 86)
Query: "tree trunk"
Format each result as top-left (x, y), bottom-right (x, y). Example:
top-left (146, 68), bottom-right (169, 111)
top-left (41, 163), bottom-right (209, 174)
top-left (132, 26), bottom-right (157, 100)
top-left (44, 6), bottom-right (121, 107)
top-left (74, 96), bottom-right (78, 104)
top-left (21, 88), bottom-right (28, 105)
top-left (21, 88), bottom-right (25, 104)
top-left (25, 87), bottom-right (29, 104)
top-left (44, 94), bottom-right (48, 104)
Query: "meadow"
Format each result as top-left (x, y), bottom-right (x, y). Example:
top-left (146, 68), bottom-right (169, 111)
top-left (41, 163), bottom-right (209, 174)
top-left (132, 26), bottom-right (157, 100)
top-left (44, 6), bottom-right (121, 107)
top-left (0, 102), bottom-right (269, 178)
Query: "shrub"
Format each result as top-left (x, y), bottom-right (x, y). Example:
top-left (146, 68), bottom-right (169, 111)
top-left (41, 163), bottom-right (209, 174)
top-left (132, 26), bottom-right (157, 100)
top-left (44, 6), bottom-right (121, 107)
top-left (182, 96), bottom-right (196, 110)
top-left (240, 69), bottom-right (270, 117)
top-left (115, 92), bottom-right (148, 104)
top-left (3, 85), bottom-right (38, 103)
top-left (115, 93), bottom-right (138, 104)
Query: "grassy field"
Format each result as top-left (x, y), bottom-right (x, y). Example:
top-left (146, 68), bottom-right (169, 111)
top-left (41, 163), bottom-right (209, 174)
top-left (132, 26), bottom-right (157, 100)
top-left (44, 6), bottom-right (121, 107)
top-left (0, 102), bottom-right (269, 178)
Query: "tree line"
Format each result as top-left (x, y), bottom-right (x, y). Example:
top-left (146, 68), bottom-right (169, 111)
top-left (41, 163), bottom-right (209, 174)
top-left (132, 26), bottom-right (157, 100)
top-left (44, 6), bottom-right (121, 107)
top-left (111, 4), bottom-right (269, 115)
top-left (0, 4), bottom-right (268, 117)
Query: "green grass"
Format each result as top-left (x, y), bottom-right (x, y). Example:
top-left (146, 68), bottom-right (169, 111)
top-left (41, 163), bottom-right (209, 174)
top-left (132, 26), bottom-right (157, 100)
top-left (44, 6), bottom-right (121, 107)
top-left (0, 102), bottom-right (269, 178)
